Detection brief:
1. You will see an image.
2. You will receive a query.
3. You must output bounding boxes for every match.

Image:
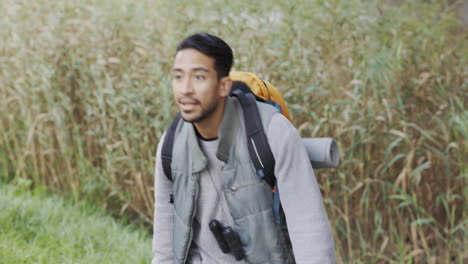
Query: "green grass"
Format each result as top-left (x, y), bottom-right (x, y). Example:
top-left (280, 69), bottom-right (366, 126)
top-left (0, 182), bottom-right (152, 264)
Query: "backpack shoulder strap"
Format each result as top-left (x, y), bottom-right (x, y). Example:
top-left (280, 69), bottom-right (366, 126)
top-left (232, 89), bottom-right (276, 189)
top-left (161, 113), bottom-right (182, 182)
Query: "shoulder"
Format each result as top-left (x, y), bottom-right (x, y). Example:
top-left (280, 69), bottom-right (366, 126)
top-left (155, 131), bottom-right (167, 160)
top-left (268, 113), bottom-right (296, 133)
top-left (266, 113), bottom-right (302, 153)
top-left (256, 102), bottom-right (281, 119)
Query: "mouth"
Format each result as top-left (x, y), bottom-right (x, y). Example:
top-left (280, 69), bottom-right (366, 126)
top-left (178, 98), bottom-right (199, 112)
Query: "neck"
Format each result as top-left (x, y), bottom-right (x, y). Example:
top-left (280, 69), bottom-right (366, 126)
top-left (193, 98), bottom-right (226, 139)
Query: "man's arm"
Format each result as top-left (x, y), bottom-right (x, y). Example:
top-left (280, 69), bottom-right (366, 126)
top-left (152, 133), bottom-right (174, 264)
top-left (267, 114), bottom-right (336, 264)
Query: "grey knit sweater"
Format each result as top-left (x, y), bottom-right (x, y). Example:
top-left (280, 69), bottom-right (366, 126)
top-left (152, 113), bottom-right (336, 264)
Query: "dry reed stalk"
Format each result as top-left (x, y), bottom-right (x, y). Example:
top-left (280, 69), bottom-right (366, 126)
top-left (0, 0), bottom-right (466, 262)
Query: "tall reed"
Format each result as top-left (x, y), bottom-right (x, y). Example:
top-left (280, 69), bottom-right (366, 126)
top-left (1, 0), bottom-right (466, 262)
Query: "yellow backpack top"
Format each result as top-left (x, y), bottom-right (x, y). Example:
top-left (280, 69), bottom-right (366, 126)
top-left (229, 71), bottom-right (292, 121)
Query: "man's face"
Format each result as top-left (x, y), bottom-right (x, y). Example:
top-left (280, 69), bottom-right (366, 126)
top-left (172, 48), bottom-right (223, 123)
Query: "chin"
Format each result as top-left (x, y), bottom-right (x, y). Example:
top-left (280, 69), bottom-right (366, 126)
top-left (180, 113), bottom-right (201, 123)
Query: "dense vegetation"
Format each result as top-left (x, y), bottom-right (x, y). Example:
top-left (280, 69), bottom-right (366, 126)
top-left (1, 0), bottom-right (466, 263)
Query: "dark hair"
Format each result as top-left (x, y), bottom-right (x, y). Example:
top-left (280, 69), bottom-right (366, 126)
top-left (176, 33), bottom-right (233, 78)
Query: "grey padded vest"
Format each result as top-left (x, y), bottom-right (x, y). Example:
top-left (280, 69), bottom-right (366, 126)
top-left (170, 97), bottom-right (292, 264)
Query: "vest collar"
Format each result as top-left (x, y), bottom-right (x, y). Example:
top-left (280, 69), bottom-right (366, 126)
top-left (187, 96), bottom-right (239, 173)
top-left (217, 97), bottom-right (240, 163)
top-left (187, 124), bottom-right (208, 174)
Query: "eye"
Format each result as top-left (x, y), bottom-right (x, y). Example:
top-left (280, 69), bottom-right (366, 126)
top-left (195, 75), bottom-right (206, 80)
top-left (173, 74), bottom-right (183, 80)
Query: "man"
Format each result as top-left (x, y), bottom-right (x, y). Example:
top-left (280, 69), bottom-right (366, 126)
top-left (152, 33), bottom-right (336, 264)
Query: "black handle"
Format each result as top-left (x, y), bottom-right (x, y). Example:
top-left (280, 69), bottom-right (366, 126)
top-left (222, 227), bottom-right (246, 261)
top-left (209, 220), bottom-right (230, 254)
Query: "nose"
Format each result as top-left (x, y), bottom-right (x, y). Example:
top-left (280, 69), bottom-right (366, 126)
top-left (179, 78), bottom-right (193, 95)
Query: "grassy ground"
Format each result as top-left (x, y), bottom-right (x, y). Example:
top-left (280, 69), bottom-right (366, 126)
top-left (0, 183), bottom-right (152, 264)
top-left (0, 0), bottom-right (467, 263)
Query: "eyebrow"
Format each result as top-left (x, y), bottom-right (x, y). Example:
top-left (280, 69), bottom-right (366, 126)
top-left (173, 67), bottom-right (210, 73)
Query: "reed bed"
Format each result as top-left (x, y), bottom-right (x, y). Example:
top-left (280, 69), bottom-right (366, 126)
top-left (1, 0), bottom-right (466, 262)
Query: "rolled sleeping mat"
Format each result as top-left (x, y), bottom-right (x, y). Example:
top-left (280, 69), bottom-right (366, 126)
top-left (302, 138), bottom-right (340, 168)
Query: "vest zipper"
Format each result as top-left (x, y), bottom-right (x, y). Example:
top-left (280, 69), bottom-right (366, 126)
top-left (229, 181), bottom-right (261, 192)
top-left (183, 174), bottom-right (200, 263)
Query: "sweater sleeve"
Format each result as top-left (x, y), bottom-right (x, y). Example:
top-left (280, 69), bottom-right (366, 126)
top-left (151, 132), bottom-right (175, 264)
top-left (267, 114), bottom-right (337, 264)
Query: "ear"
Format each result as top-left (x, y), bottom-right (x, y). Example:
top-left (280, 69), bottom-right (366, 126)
top-left (218, 76), bottom-right (232, 97)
